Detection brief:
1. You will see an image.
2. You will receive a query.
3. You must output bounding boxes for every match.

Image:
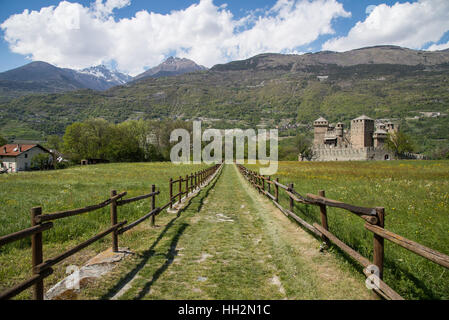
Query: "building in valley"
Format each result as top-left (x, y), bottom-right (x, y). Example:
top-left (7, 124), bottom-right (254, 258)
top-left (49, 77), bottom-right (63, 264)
top-left (0, 144), bottom-right (51, 173)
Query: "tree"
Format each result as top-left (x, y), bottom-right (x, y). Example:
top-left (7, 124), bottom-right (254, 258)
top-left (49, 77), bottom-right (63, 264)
top-left (45, 135), bottom-right (63, 151)
top-left (295, 134), bottom-right (313, 160)
top-left (62, 119), bottom-right (114, 163)
top-left (385, 131), bottom-right (415, 157)
top-left (31, 153), bottom-right (51, 170)
top-left (105, 125), bottom-right (145, 162)
top-left (0, 135), bottom-right (7, 146)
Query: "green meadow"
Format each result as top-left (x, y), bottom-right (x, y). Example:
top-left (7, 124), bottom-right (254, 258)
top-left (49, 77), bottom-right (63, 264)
top-left (0, 162), bottom-right (208, 298)
top-left (246, 160), bottom-right (449, 300)
top-left (1, 161), bottom-right (448, 300)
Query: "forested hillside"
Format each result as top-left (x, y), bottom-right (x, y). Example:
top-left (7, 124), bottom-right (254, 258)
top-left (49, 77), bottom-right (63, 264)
top-left (1, 46), bottom-right (448, 156)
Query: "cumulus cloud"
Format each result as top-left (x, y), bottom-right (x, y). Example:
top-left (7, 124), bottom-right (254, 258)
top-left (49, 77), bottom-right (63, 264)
top-left (427, 40), bottom-right (449, 51)
top-left (322, 0), bottom-right (449, 52)
top-left (1, 0), bottom-right (349, 75)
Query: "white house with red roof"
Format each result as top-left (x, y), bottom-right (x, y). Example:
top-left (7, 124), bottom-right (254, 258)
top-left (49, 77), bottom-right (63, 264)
top-left (0, 144), bottom-right (50, 173)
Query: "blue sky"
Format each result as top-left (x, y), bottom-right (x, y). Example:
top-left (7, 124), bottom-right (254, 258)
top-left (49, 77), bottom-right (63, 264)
top-left (1, 0), bottom-right (448, 75)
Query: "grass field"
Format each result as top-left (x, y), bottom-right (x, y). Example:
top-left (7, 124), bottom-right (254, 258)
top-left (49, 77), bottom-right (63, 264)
top-left (0, 162), bottom-right (208, 299)
top-left (246, 160), bottom-right (449, 300)
top-left (1, 161), bottom-right (448, 300)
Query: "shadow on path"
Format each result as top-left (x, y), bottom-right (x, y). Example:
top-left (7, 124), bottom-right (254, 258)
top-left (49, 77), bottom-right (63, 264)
top-left (134, 223), bottom-right (188, 299)
top-left (101, 211), bottom-right (183, 299)
top-left (101, 166), bottom-right (223, 299)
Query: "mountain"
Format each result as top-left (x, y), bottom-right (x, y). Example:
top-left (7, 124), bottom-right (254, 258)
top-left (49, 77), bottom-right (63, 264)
top-left (0, 61), bottom-right (131, 99)
top-left (77, 65), bottom-right (132, 88)
top-left (212, 46), bottom-right (449, 72)
top-left (133, 57), bottom-right (207, 81)
top-left (1, 45), bottom-right (449, 156)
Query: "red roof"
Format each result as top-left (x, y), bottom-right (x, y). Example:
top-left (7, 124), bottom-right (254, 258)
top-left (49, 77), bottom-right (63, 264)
top-left (0, 144), bottom-right (49, 157)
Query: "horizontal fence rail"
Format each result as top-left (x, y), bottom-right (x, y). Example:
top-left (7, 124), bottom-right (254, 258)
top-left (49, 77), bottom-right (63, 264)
top-left (236, 164), bottom-right (449, 300)
top-left (35, 192), bottom-right (127, 223)
top-left (0, 164), bottom-right (222, 300)
top-left (0, 223), bottom-right (53, 247)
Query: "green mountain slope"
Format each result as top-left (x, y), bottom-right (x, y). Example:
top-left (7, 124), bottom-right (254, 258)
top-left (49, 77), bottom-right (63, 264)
top-left (1, 46), bottom-right (448, 156)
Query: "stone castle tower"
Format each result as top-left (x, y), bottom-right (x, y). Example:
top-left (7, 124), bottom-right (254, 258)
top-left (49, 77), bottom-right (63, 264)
top-left (350, 115), bottom-right (375, 148)
top-left (313, 117), bottom-right (329, 146)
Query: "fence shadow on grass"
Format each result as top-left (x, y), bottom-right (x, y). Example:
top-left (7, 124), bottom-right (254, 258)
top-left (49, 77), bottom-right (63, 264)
top-left (100, 210), bottom-right (184, 299)
top-left (100, 165), bottom-right (223, 300)
top-left (134, 223), bottom-right (188, 299)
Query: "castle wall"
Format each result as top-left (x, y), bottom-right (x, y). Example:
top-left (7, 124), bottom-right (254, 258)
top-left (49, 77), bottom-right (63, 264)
top-left (311, 145), bottom-right (394, 161)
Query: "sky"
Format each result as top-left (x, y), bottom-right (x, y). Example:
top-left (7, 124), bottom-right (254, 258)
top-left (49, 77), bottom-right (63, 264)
top-left (0, 0), bottom-right (448, 76)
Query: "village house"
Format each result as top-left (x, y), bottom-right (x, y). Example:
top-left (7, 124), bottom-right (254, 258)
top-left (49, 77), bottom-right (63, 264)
top-left (0, 144), bottom-right (50, 173)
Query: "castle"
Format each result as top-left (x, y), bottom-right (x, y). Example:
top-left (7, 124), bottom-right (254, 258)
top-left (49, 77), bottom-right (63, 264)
top-left (306, 115), bottom-right (397, 161)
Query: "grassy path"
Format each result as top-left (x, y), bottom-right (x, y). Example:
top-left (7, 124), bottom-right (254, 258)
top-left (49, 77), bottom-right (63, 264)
top-left (89, 164), bottom-right (376, 300)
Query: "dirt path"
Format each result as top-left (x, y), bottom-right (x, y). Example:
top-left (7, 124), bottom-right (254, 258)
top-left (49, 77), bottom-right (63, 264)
top-left (100, 164), bottom-right (376, 300)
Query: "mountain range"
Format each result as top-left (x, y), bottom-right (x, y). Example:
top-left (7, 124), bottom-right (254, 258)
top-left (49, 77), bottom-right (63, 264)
top-left (212, 45), bottom-right (449, 71)
top-left (0, 57), bottom-right (208, 99)
top-left (0, 62), bottom-right (131, 96)
top-left (0, 45), bottom-right (449, 156)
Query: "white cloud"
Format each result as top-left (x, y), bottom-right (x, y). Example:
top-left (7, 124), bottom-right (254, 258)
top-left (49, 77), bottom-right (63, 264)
top-left (1, 0), bottom-right (349, 76)
top-left (323, 0), bottom-right (449, 52)
top-left (92, 0), bottom-right (130, 17)
top-left (427, 41), bottom-right (449, 51)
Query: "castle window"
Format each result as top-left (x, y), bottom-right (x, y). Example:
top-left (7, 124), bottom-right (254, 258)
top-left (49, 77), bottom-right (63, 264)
top-left (384, 154), bottom-right (390, 160)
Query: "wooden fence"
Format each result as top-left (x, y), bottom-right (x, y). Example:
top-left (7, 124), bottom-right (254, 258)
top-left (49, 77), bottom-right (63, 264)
top-left (237, 164), bottom-right (449, 300)
top-left (0, 164), bottom-right (221, 300)
top-left (169, 165), bottom-right (220, 209)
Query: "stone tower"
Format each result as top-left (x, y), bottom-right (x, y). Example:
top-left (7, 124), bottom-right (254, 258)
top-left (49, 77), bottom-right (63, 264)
top-left (350, 115), bottom-right (374, 149)
top-left (336, 122), bottom-right (344, 145)
top-left (373, 129), bottom-right (388, 148)
top-left (313, 117), bottom-right (328, 146)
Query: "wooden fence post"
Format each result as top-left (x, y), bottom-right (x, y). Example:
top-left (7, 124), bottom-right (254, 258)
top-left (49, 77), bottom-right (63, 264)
top-left (186, 174), bottom-right (189, 196)
top-left (289, 183), bottom-right (294, 212)
top-left (275, 178), bottom-right (279, 202)
top-left (178, 176), bottom-right (182, 204)
top-left (268, 176), bottom-right (271, 194)
top-left (110, 190), bottom-right (118, 252)
top-left (319, 190), bottom-right (330, 246)
top-left (151, 185), bottom-right (156, 227)
top-left (190, 173), bottom-right (193, 193)
top-left (169, 178), bottom-right (173, 209)
top-left (262, 176), bottom-right (265, 192)
top-left (374, 207), bottom-right (385, 280)
top-left (195, 172), bottom-right (197, 189)
top-left (31, 207), bottom-right (44, 300)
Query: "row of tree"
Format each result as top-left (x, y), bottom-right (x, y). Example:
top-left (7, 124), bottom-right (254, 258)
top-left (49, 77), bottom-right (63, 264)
top-left (50, 119), bottom-right (192, 163)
